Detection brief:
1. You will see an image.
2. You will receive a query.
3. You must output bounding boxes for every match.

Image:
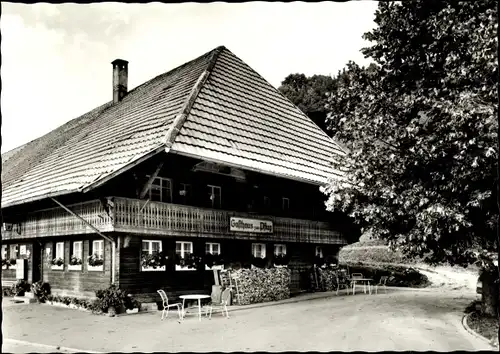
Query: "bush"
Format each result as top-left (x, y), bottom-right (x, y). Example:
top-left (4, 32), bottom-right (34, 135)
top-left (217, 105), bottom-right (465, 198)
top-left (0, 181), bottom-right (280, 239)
top-left (94, 285), bottom-right (140, 314)
top-left (231, 267), bottom-right (291, 305)
top-left (31, 281), bottom-right (51, 303)
top-left (339, 242), bottom-right (413, 265)
top-left (12, 280), bottom-right (31, 296)
top-left (3, 286), bottom-right (15, 297)
top-left (343, 263), bottom-right (430, 288)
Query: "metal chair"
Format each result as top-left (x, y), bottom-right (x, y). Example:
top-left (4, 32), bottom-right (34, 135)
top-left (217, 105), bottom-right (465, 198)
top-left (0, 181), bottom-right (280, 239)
top-left (375, 276), bottom-right (389, 294)
top-left (335, 272), bottom-right (350, 295)
top-left (157, 290), bottom-right (183, 321)
top-left (350, 273), bottom-right (365, 294)
top-left (205, 287), bottom-right (231, 319)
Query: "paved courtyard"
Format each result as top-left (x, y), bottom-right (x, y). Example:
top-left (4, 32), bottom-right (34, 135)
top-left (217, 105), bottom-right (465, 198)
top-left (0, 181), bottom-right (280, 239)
top-left (2, 289), bottom-right (493, 352)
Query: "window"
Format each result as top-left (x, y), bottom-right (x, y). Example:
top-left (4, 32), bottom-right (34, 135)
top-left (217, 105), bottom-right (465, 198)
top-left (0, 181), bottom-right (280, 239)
top-left (274, 244), bottom-right (287, 257)
top-left (179, 183), bottom-right (193, 204)
top-left (205, 242), bottom-right (220, 255)
top-left (2, 245), bottom-right (7, 260)
top-left (263, 196), bottom-right (271, 208)
top-left (148, 176), bottom-right (173, 203)
top-left (282, 197), bottom-right (290, 211)
top-left (315, 246), bottom-right (323, 258)
top-left (9, 244), bottom-right (18, 259)
top-left (252, 243), bottom-right (266, 258)
top-left (91, 240), bottom-right (104, 259)
top-left (72, 241), bottom-right (83, 260)
top-left (55, 242), bottom-right (64, 260)
top-left (207, 185), bottom-right (222, 208)
top-left (142, 240), bottom-right (162, 255)
top-left (176, 241), bottom-right (193, 258)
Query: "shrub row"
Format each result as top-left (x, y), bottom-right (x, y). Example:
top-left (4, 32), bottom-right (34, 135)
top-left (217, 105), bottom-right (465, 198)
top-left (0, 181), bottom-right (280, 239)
top-left (339, 243), bottom-right (413, 265)
top-left (343, 262), bottom-right (431, 288)
top-left (230, 267), bottom-right (291, 305)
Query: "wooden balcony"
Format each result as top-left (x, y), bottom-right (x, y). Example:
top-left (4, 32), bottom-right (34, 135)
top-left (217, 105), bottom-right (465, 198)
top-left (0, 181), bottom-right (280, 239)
top-left (3, 197), bottom-right (345, 245)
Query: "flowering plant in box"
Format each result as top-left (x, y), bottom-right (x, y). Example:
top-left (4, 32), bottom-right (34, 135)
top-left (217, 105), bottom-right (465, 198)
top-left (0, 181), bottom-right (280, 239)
top-left (273, 254), bottom-right (290, 266)
top-left (204, 253), bottom-right (224, 268)
top-left (88, 254), bottom-right (104, 267)
top-left (176, 253), bottom-right (203, 269)
top-left (141, 252), bottom-right (166, 269)
top-left (52, 257), bottom-right (64, 266)
top-left (250, 255), bottom-right (268, 268)
top-left (70, 256), bottom-right (83, 266)
top-left (2, 258), bottom-right (10, 268)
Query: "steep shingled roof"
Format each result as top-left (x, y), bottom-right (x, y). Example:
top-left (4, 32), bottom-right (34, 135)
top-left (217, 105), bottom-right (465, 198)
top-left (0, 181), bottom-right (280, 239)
top-left (1, 46), bottom-right (345, 208)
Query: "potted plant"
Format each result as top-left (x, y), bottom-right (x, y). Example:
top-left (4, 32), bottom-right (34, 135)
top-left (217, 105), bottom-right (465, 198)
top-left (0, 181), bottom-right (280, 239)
top-left (273, 254), bottom-right (290, 267)
top-left (125, 294), bottom-right (141, 314)
top-left (51, 257), bottom-right (64, 270)
top-left (69, 255), bottom-right (83, 270)
top-left (31, 281), bottom-right (51, 303)
top-left (141, 252), bottom-right (166, 271)
top-left (95, 285), bottom-right (127, 316)
top-left (176, 253), bottom-right (203, 271)
top-left (251, 255), bottom-right (268, 268)
top-left (87, 254), bottom-right (104, 271)
top-left (1, 258), bottom-right (9, 269)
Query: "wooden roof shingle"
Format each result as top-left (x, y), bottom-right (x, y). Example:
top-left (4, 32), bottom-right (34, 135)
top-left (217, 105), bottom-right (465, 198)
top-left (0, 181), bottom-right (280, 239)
top-left (1, 46), bottom-right (345, 208)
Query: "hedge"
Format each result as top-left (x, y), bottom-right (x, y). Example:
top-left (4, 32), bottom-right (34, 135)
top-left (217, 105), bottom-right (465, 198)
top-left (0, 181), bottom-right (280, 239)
top-left (339, 242), bottom-right (414, 265)
top-left (343, 262), bottom-right (431, 288)
top-left (231, 267), bottom-right (291, 305)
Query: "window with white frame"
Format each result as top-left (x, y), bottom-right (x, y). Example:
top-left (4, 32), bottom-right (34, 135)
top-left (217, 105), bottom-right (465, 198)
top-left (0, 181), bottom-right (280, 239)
top-left (282, 197), bottom-right (290, 210)
top-left (207, 185), bottom-right (222, 208)
top-left (72, 241), bottom-right (82, 259)
top-left (252, 243), bottom-right (266, 258)
top-left (9, 244), bottom-right (18, 259)
top-left (205, 242), bottom-right (220, 255)
top-left (148, 176), bottom-right (173, 203)
top-left (2, 245), bottom-right (7, 260)
top-left (176, 241), bottom-right (193, 258)
top-left (142, 240), bottom-right (162, 255)
top-left (315, 246), bottom-right (323, 258)
top-left (274, 244), bottom-right (287, 257)
top-left (92, 240), bottom-right (104, 259)
top-left (179, 183), bottom-right (193, 204)
top-left (55, 242), bottom-right (64, 260)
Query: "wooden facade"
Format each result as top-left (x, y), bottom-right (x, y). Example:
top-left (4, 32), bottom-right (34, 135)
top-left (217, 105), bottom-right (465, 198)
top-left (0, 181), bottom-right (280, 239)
top-left (1, 153), bottom-right (348, 301)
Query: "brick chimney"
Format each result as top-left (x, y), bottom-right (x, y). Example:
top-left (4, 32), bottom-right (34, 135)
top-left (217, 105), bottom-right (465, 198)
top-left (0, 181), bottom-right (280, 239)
top-left (111, 59), bottom-right (128, 103)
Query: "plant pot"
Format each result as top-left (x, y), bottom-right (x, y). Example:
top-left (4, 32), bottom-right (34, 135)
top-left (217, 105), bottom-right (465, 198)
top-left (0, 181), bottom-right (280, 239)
top-left (126, 308), bottom-right (139, 314)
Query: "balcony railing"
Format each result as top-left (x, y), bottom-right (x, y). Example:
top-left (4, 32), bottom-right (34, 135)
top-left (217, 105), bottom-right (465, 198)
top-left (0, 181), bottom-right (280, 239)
top-left (3, 197), bottom-right (345, 245)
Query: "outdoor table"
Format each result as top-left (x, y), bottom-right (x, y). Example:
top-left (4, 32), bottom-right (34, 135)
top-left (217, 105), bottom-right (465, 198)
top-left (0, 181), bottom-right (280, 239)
top-left (179, 294), bottom-right (211, 321)
top-left (349, 278), bottom-right (374, 295)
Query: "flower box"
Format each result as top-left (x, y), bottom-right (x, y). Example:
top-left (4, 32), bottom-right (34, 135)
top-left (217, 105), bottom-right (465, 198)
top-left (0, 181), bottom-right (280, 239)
top-left (274, 264), bottom-right (288, 268)
top-left (51, 265), bottom-right (64, 270)
top-left (88, 265), bottom-right (103, 272)
top-left (205, 264), bottom-right (224, 271)
top-left (68, 265), bottom-right (82, 271)
top-left (141, 265), bottom-right (166, 272)
top-left (126, 308), bottom-right (139, 314)
top-left (176, 265), bottom-right (196, 271)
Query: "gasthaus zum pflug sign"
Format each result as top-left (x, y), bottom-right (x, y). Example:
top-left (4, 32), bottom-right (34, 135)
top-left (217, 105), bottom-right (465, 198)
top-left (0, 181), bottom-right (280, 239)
top-left (229, 217), bottom-right (273, 233)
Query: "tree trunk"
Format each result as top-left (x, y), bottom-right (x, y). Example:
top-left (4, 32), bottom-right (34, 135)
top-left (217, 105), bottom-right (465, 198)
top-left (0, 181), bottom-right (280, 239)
top-left (480, 269), bottom-right (499, 318)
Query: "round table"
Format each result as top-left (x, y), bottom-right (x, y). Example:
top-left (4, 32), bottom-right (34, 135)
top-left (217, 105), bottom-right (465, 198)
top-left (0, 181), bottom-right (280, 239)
top-left (349, 278), bottom-right (374, 295)
top-left (179, 294), bottom-right (211, 321)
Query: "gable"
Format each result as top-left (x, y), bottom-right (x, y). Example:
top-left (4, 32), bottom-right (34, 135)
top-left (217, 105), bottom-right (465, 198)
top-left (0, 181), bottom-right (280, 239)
top-left (1, 46), bottom-right (345, 208)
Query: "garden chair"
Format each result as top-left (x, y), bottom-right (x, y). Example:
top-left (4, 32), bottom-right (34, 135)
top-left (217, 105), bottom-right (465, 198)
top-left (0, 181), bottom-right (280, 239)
top-left (157, 290), bottom-right (183, 321)
top-left (350, 273), bottom-right (365, 295)
top-left (205, 287), bottom-right (231, 319)
top-left (375, 276), bottom-right (389, 294)
top-left (335, 272), bottom-right (350, 295)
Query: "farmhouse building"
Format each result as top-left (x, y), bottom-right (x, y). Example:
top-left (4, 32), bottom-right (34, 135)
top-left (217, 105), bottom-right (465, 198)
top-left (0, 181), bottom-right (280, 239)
top-left (1, 46), bottom-right (349, 302)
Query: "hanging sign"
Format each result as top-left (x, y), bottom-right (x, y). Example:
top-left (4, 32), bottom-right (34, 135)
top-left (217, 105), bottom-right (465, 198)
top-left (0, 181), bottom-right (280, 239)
top-left (230, 217), bottom-right (273, 233)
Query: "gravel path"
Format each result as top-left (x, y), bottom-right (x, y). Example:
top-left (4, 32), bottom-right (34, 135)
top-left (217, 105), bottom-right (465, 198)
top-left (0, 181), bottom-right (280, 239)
top-left (2, 289), bottom-right (492, 352)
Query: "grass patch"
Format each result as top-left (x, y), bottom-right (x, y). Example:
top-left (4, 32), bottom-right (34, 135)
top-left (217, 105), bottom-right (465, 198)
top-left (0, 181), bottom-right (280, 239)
top-left (339, 241), bottom-right (415, 265)
top-left (467, 311), bottom-right (499, 345)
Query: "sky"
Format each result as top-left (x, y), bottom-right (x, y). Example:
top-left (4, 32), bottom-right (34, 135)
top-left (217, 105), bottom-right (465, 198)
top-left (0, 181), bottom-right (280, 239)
top-left (1, 2), bottom-right (378, 153)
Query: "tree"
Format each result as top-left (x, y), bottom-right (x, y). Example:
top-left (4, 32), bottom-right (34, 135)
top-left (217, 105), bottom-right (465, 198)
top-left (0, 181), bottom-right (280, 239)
top-left (279, 73), bottom-right (338, 134)
top-left (323, 0), bottom-right (498, 318)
